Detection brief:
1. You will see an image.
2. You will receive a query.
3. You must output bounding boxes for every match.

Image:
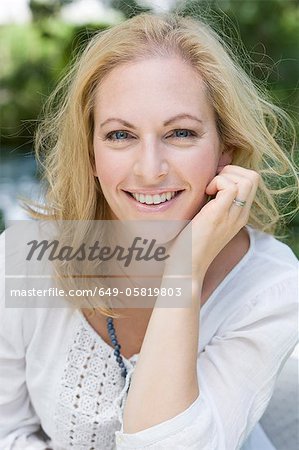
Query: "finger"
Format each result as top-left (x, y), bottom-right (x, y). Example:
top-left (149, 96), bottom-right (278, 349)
top-left (228, 178), bottom-right (255, 222)
top-left (205, 174), bottom-right (239, 216)
top-left (219, 167), bottom-right (259, 195)
top-left (228, 188), bottom-right (251, 224)
top-left (206, 171), bottom-right (258, 224)
top-left (219, 165), bottom-right (259, 180)
top-left (218, 171), bottom-right (259, 220)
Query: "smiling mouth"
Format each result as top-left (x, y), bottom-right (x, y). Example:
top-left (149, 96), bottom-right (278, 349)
top-left (124, 190), bottom-right (184, 205)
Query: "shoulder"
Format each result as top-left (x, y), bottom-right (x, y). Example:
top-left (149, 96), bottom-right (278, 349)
top-left (217, 226), bottom-right (298, 330)
top-left (213, 224), bottom-right (297, 306)
top-left (201, 225), bottom-right (298, 335)
top-left (246, 225), bottom-right (298, 283)
top-left (0, 223), bottom-right (75, 350)
top-left (247, 226), bottom-right (298, 317)
top-left (248, 225), bottom-right (298, 265)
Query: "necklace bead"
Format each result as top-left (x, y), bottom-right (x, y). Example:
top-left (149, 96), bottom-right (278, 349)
top-left (106, 317), bottom-right (127, 378)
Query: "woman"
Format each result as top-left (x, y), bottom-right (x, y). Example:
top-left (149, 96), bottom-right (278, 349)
top-left (0, 12), bottom-right (298, 450)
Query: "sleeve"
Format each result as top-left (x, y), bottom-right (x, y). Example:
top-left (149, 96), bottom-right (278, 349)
top-left (114, 273), bottom-right (299, 449)
top-left (0, 232), bottom-right (52, 449)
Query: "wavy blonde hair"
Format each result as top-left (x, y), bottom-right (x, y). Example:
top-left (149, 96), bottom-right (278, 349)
top-left (23, 12), bottom-right (298, 316)
top-left (26, 11), bottom-right (298, 232)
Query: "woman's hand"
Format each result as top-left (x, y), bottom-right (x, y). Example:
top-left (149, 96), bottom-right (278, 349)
top-left (165, 165), bottom-right (260, 291)
top-left (193, 164), bottom-right (260, 276)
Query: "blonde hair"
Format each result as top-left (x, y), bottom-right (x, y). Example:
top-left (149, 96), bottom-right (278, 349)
top-left (23, 12), bottom-right (298, 316)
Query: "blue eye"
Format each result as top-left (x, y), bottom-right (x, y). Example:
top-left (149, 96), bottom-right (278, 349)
top-left (106, 130), bottom-right (131, 141)
top-left (105, 129), bottom-right (197, 143)
top-left (172, 129), bottom-right (195, 139)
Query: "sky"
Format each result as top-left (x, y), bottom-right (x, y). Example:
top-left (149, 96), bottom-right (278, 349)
top-left (0, 0), bottom-right (32, 24)
top-left (0, 0), bottom-right (177, 24)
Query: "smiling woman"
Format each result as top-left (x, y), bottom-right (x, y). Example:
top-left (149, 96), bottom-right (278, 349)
top-left (0, 10), bottom-right (298, 450)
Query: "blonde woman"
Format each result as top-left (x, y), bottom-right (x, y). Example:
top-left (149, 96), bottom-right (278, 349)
top-left (0, 12), bottom-right (298, 450)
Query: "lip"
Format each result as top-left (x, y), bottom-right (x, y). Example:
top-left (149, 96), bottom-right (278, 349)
top-left (124, 189), bottom-right (184, 195)
top-left (123, 190), bottom-right (184, 213)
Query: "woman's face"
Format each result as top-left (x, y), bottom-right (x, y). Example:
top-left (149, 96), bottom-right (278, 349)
top-left (93, 57), bottom-right (228, 221)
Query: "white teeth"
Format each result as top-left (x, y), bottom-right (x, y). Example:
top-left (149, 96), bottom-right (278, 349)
top-left (153, 195), bottom-right (161, 204)
top-left (131, 191), bottom-right (180, 205)
top-left (145, 195), bottom-right (153, 204)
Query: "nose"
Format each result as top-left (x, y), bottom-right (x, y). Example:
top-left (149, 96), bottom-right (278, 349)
top-left (133, 139), bottom-right (169, 182)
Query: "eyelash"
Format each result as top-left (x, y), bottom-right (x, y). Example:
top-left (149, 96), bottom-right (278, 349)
top-left (104, 129), bottom-right (198, 142)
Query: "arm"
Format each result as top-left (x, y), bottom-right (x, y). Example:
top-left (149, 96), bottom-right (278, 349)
top-left (122, 280), bottom-right (202, 433)
top-left (115, 274), bottom-right (298, 449)
top-left (122, 166), bottom-right (260, 433)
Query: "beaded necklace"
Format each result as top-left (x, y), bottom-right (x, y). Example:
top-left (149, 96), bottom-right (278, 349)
top-left (106, 317), bottom-right (127, 378)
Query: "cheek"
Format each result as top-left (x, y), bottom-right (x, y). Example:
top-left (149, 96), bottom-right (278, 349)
top-left (94, 147), bottom-right (126, 188)
top-left (186, 153), bottom-right (217, 188)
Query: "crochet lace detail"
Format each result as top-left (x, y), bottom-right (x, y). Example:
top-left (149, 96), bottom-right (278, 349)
top-left (52, 319), bottom-right (136, 450)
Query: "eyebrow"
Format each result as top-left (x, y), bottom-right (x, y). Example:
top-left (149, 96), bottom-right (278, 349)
top-left (100, 113), bottom-right (203, 129)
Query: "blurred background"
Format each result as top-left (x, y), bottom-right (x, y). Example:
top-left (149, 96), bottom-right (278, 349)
top-left (0, 0), bottom-right (298, 256)
top-left (0, 2), bottom-right (298, 449)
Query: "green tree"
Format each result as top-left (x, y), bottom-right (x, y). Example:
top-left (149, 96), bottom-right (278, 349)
top-left (110, 0), bottom-right (151, 18)
top-left (29, 0), bottom-right (74, 21)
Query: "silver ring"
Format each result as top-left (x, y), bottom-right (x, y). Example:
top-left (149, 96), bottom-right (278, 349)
top-left (233, 198), bottom-right (247, 207)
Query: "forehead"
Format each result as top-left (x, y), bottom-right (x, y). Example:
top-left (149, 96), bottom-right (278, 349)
top-left (94, 57), bottom-right (213, 121)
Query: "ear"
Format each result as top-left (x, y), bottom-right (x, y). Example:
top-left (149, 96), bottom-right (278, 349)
top-left (216, 147), bottom-right (234, 175)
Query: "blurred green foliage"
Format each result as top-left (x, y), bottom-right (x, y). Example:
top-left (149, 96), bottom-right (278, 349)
top-left (181, 0), bottom-right (299, 107)
top-left (1, 19), bottom-right (73, 147)
top-left (29, 0), bottom-right (74, 20)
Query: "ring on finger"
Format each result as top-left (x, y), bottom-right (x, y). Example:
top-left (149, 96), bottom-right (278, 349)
top-left (232, 198), bottom-right (247, 207)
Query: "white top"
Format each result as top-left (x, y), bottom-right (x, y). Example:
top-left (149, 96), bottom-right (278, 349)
top-left (0, 224), bottom-right (298, 450)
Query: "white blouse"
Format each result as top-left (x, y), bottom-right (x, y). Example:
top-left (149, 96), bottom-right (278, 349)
top-left (0, 224), bottom-right (298, 450)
